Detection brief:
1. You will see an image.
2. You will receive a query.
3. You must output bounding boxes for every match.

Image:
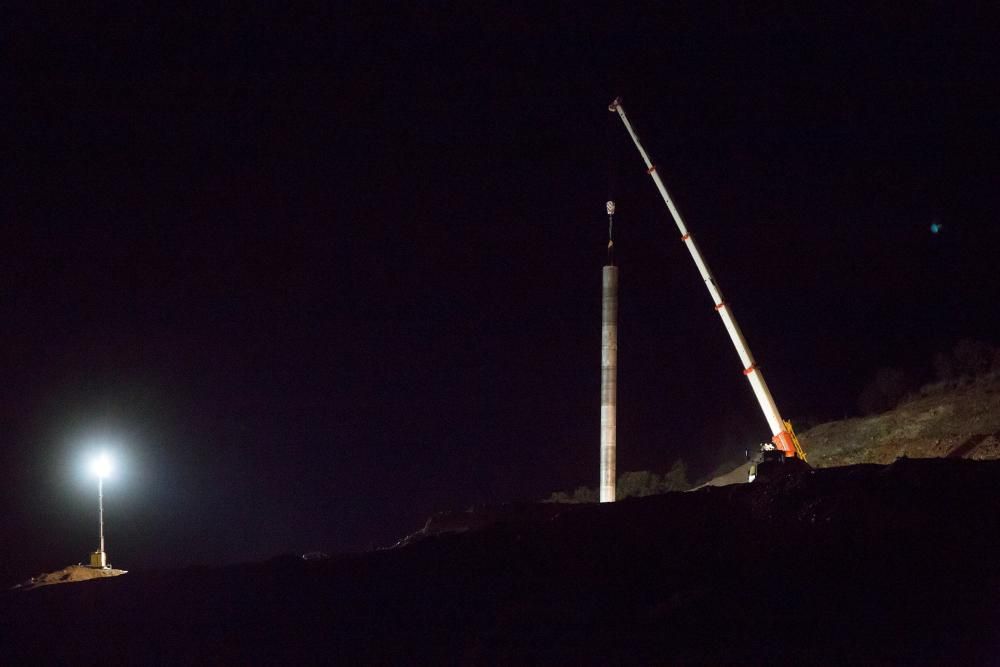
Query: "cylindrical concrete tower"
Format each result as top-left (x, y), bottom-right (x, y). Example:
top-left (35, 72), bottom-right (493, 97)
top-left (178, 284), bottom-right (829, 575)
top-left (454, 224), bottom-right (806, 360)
top-left (600, 264), bottom-right (619, 502)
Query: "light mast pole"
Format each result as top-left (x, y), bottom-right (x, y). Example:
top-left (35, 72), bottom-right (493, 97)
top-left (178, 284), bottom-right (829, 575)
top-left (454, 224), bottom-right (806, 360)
top-left (98, 475), bottom-right (105, 555)
top-left (89, 451), bottom-right (111, 568)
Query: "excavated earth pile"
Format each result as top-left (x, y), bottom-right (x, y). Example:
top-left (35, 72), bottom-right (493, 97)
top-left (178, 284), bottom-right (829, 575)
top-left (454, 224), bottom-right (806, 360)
top-left (800, 374), bottom-right (1000, 466)
top-left (3, 458), bottom-right (999, 665)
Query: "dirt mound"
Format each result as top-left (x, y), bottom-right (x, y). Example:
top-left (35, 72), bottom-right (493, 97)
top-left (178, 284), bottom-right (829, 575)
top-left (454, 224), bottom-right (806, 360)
top-left (12, 564), bottom-right (127, 590)
top-left (703, 374), bottom-right (1000, 487)
top-left (800, 374), bottom-right (1000, 466)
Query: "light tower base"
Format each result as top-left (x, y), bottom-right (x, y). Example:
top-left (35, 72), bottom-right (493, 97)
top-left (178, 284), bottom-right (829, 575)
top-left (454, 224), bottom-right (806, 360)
top-left (89, 551), bottom-right (107, 569)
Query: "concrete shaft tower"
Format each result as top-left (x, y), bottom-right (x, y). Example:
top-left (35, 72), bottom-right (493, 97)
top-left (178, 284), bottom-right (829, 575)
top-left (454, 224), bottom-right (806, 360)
top-left (600, 264), bottom-right (619, 502)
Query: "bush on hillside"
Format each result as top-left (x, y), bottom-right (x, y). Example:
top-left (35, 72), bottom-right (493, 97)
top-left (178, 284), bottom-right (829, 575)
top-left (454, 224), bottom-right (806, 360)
top-left (858, 367), bottom-right (911, 415)
top-left (544, 460), bottom-right (690, 503)
top-left (932, 339), bottom-right (999, 383)
top-left (545, 485), bottom-right (597, 504)
top-left (954, 339), bottom-right (995, 377)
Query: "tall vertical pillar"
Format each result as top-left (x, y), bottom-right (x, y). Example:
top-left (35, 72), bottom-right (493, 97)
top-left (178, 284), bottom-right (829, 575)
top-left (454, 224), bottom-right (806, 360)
top-left (600, 265), bottom-right (619, 502)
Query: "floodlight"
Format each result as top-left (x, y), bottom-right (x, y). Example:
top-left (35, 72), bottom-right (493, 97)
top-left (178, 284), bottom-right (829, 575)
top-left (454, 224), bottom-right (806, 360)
top-left (87, 451), bottom-right (114, 568)
top-left (90, 451), bottom-right (113, 479)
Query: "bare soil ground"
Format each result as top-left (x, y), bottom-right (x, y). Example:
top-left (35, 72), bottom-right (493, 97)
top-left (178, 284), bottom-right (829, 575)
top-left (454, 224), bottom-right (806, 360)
top-left (799, 374), bottom-right (1000, 466)
top-left (701, 374), bottom-right (1000, 488)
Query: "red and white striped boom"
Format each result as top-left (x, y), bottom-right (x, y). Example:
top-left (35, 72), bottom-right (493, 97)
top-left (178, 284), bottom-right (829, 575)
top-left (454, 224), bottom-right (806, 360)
top-left (609, 97), bottom-right (798, 458)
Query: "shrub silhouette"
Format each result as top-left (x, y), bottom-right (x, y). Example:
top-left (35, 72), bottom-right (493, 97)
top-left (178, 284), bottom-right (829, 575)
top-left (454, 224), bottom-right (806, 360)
top-left (858, 367), bottom-right (910, 415)
top-left (932, 339), bottom-right (998, 384)
top-left (545, 460), bottom-right (689, 503)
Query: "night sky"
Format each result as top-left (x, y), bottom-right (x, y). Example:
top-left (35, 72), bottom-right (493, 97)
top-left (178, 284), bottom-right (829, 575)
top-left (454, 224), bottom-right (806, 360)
top-left (5, 7), bottom-right (999, 579)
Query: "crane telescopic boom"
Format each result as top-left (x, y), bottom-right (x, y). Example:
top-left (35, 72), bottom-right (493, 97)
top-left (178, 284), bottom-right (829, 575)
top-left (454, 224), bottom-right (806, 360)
top-left (608, 97), bottom-right (803, 460)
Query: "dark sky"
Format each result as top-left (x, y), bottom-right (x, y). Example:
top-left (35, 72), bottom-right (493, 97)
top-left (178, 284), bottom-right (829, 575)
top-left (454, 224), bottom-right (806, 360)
top-left (4, 6), bottom-right (999, 578)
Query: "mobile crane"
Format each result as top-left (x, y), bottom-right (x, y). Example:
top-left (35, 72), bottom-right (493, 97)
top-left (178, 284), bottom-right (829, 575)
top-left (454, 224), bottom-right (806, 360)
top-left (608, 97), bottom-right (807, 481)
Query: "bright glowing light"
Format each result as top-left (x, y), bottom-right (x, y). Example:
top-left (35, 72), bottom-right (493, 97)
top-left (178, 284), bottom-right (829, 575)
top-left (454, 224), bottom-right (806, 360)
top-left (90, 451), bottom-right (113, 479)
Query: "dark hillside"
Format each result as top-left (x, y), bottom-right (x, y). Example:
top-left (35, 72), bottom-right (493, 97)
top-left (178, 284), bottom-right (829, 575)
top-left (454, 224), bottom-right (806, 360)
top-left (4, 458), bottom-right (1000, 665)
top-left (800, 373), bottom-right (1000, 466)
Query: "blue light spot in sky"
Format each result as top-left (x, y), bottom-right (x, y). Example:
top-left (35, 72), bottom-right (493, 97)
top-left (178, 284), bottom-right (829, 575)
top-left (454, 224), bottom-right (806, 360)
top-left (930, 222), bottom-right (942, 234)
